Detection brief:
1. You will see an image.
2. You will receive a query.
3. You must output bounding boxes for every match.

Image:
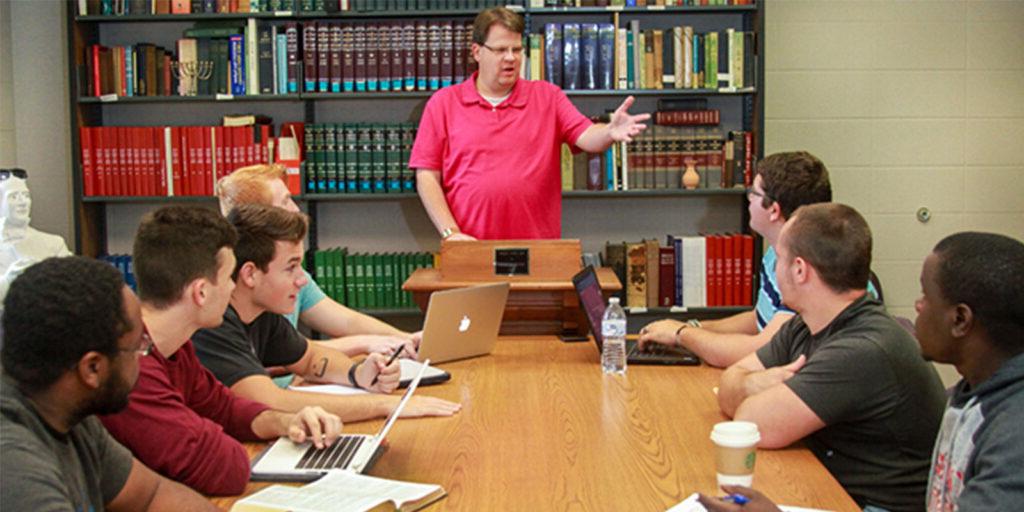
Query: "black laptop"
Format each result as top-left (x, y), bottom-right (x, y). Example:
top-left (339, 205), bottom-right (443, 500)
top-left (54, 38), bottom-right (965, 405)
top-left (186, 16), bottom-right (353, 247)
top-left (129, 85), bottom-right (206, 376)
top-left (572, 266), bottom-right (700, 366)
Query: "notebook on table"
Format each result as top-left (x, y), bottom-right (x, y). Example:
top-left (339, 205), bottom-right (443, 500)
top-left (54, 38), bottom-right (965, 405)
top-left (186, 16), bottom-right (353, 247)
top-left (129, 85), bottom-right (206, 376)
top-left (251, 359), bottom-right (431, 482)
top-left (572, 266), bottom-right (700, 366)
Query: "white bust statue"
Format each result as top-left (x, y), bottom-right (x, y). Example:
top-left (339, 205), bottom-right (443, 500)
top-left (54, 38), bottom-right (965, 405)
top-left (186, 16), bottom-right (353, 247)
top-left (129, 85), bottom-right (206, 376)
top-left (0, 170), bottom-right (72, 301)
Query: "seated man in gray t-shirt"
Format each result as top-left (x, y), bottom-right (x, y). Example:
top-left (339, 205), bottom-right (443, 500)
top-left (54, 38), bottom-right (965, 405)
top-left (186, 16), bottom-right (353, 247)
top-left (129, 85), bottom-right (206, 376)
top-left (717, 204), bottom-right (946, 512)
top-left (0, 257), bottom-right (216, 511)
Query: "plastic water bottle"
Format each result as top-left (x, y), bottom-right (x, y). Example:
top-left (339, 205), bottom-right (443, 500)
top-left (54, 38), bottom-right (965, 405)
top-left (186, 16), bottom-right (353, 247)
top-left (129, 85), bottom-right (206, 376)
top-left (601, 297), bottom-right (627, 375)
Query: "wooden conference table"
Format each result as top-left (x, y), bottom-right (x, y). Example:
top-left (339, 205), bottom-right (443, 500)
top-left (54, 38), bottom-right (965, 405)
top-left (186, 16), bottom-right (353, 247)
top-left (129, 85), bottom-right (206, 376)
top-left (213, 337), bottom-right (859, 511)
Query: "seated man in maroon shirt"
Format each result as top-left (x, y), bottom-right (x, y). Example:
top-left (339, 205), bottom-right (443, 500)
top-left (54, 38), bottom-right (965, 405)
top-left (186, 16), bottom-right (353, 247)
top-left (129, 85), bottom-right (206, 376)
top-left (100, 206), bottom-right (342, 496)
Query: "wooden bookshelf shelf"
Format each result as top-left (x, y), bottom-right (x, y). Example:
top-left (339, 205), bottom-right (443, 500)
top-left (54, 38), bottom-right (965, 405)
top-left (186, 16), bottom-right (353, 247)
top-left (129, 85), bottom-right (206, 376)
top-left (562, 189), bottom-right (746, 198)
top-left (303, 193), bottom-right (419, 201)
top-left (300, 91), bottom-right (435, 100)
top-left (530, 5), bottom-right (757, 15)
top-left (626, 305), bottom-right (749, 315)
top-left (295, 10), bottom-right (484, 19)
top-left (82, 196), bottom-right (219, 203)
top-left (77, 88), bottom-right (755, 104)
top-left (77, 94), bottom-right (302, 103)
top-left (75, 13), bottom-right (294, 22)
top-left (565, 88), bottom-right (756, 97)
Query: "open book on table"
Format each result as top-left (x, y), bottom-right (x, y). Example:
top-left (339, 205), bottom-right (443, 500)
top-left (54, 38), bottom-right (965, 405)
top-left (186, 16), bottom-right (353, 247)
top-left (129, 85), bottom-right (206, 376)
top-left (230, 471), bottom-right (445, 512)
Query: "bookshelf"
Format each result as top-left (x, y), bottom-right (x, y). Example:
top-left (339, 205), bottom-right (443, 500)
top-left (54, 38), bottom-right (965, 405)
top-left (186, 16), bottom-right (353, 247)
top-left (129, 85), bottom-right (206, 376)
top-left (66, 0), bottom-right (764, 318)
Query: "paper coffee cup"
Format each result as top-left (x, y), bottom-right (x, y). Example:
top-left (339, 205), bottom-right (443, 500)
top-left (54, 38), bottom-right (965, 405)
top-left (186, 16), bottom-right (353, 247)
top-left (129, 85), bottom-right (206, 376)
top-left (710, 421), bottom-right (761, 487)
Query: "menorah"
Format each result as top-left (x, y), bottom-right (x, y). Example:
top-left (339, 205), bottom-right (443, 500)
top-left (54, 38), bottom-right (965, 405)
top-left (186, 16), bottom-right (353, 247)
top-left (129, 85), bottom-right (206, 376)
top-left (171, 60), bottom-right (213, 96)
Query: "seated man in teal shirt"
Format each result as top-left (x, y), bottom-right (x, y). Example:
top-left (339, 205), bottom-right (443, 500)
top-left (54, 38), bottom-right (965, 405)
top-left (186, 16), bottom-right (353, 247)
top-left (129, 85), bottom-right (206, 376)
top-left (217, 164), bottom-right (418, 363)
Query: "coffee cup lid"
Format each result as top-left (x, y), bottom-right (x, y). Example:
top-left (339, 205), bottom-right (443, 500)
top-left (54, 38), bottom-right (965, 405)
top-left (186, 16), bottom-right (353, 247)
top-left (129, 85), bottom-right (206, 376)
top-left (710, 421), bottom-right (761, 448)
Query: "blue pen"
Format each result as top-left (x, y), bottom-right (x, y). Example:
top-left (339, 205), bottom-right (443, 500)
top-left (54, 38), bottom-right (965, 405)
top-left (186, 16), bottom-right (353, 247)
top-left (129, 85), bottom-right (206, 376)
top-left (722, 494), bottom-right (750, 505)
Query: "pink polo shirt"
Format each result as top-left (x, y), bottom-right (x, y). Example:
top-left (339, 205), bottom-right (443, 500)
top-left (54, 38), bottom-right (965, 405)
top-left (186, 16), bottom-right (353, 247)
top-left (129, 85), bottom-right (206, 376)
top-left (409, 73), bottom-right (592, 239)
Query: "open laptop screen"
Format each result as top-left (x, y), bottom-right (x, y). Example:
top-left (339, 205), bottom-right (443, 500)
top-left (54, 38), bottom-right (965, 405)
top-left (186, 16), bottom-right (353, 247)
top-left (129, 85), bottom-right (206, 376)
top-left (572, 266), bottom-right (608, 349)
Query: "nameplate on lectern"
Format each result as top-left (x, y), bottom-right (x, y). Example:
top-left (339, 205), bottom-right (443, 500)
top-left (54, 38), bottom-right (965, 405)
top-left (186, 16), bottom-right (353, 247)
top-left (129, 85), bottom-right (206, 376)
top-left (439, 240), bottom-right (582, 281)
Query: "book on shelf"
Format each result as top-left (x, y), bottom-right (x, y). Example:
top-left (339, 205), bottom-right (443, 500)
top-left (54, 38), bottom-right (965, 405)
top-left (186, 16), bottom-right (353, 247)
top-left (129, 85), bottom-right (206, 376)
top-left (302, 123), bottom-right (416, 195)
top-left (80, 0), bottom-right (299, 15)
top-left (229, 470), bottom-right (445, 512)
top-left (559, 122), bottom-right (753, 191)
top-left (531, 22), bottom-right (754, 92)
top-left (100, 254), bottom-right (137, 292)
top-left (79, 123), bottom-right (282, 197)
top-left (310, 249), bottom-right (433, 310)
top-left (604, 234), bottom-right (753, 309)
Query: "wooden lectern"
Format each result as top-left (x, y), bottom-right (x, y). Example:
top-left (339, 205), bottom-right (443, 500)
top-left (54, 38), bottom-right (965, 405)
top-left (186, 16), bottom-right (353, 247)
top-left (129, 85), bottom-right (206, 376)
top-left (403, 240), bottom-right (622, 335)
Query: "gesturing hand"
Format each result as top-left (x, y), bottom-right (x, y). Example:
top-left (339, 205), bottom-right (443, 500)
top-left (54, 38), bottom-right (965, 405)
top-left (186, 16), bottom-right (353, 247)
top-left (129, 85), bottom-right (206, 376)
top-left (607, 95), bottom-right (651, 143)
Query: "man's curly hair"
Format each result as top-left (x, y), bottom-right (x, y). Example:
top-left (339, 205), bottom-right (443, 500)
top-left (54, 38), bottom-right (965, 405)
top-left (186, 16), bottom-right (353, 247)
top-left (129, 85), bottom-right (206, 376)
top-left (1, 256), bottom-right (131, 393)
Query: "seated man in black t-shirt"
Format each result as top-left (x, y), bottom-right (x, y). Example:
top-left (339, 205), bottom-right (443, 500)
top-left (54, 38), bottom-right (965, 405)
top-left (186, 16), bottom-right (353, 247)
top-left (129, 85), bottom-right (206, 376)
top-left (192, 204), bottom-right (460, 422)
top-left (717, 203), bottom-right (946, 512)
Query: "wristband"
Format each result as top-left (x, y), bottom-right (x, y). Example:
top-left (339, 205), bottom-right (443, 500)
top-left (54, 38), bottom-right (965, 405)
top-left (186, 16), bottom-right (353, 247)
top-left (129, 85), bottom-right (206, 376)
top-left (687, 318), bottom-right (702, 328)
top-left (348, 361), bottom-right (363, 389)
top-left (441, 227), bottom-right (460, 240)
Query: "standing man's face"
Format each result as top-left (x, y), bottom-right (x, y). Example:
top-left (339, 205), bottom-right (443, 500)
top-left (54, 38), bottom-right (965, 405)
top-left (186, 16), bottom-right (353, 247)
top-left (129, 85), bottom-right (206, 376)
top-left (472, 24), bottom-right (524, 93)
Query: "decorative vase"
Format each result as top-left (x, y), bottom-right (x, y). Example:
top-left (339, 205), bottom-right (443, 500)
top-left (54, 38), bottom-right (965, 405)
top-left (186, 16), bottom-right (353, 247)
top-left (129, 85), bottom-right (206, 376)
top-left (682, 160), bottom-right (700, 190)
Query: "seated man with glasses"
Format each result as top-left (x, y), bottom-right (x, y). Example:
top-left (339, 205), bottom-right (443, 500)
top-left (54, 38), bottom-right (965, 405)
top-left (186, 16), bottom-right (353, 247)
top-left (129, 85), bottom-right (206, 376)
top-left (638, 151), bottom-right (876, 368)
top-left (0, 167), bottom-right (71, 303)
top-left (1, 256), bottom-right (219, 511)
top-left (410, 6), bottom-right (650, 241)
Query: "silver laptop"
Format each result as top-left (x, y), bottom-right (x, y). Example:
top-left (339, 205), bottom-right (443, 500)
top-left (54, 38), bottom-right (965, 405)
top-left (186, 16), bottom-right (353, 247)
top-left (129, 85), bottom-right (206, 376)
top-left (250, 360), bottom-right (430, 482)
top-left (417, 283), bottom-right (509, 364)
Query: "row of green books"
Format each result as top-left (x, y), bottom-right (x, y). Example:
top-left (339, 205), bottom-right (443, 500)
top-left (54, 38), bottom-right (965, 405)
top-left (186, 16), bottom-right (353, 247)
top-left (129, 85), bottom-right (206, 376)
top-left (304, 122), bottom-right (417, 194)
top-left (310, 249), bottom-right (434, 309)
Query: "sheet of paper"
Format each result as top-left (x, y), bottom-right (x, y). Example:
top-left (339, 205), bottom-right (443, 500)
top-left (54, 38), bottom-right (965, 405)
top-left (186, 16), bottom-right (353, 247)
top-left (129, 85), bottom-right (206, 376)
top-left (400, 359), bottom-right (448, 380)
top-left (235, 471), bottom-right (441, 512)
top-left (666, 493), bottom-right (830, 512)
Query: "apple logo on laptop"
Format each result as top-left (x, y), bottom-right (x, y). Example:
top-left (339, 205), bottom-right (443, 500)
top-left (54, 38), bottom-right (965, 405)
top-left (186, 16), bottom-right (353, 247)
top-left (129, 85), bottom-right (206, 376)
top-left (459, 315), bottom-right (471, 332)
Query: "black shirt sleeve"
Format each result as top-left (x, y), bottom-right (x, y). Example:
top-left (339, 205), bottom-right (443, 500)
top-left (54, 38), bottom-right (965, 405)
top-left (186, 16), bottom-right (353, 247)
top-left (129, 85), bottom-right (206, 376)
top-left (782, 337), bottom-right (896, 425)
top-left (755, 318), bottom-right (797, 369)
top-left (250, 312), bottom-right (309, 368)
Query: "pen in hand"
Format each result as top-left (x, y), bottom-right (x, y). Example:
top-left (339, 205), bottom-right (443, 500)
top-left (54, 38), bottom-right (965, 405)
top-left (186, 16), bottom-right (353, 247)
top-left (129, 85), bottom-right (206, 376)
top-left (369, 344), bottom-right (406, 387)
top-left (721, 494), bottom-right (749, 505)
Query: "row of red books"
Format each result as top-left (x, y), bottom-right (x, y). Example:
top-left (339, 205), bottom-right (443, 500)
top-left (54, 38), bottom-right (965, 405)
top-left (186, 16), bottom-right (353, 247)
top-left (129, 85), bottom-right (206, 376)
top-left (78, 125), bottom-right (273, 197)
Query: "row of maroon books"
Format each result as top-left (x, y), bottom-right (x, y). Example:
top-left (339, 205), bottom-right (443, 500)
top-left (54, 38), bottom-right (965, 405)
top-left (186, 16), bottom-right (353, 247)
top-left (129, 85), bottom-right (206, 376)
top-left (300, 20), bottom-right (476, 93)
top-left (79, 125), bottom-right (273, 197)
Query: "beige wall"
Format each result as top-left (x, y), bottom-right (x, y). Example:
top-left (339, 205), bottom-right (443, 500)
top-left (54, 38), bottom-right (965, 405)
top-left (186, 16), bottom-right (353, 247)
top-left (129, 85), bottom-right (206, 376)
top-left (2, 0), bottom-right (73, 242)
top-left (0, 0), bottom-right (15, 167)
top-left (765, 0), bottom-right (1024, 384)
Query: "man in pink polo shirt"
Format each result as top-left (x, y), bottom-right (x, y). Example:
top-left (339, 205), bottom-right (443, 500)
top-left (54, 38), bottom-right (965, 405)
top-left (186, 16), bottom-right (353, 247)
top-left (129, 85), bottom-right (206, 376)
top-left (410, 7), bottom-right (649, 241)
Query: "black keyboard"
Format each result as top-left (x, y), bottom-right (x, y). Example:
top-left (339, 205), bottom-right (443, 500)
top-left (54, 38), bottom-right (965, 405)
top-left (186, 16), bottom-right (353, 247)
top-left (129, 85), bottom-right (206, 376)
top-left (629, 344), bottom-right (669, 358)
top-left (296, 435), bottom-right (365, 470)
